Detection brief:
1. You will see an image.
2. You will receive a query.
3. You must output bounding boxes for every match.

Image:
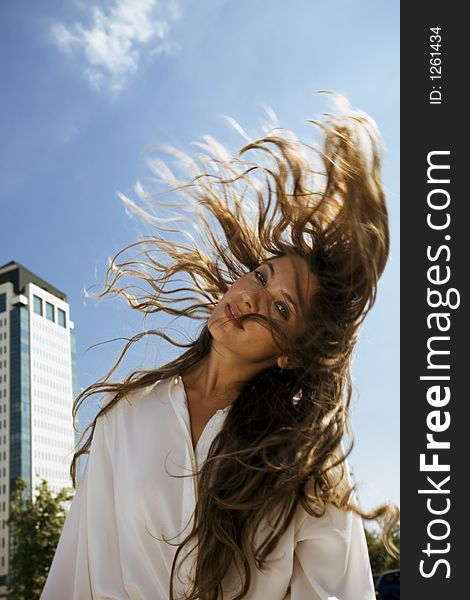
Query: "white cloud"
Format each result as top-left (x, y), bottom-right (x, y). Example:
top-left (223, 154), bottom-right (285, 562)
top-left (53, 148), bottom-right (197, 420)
top-left (51, 0), bottom-right (181, 93)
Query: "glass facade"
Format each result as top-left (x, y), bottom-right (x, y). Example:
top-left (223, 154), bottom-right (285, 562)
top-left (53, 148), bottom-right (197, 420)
top-left (9, 307), bottom-right (31, 494)
top-left (45, 302), bottom-right (54, 322)
top-left (33, 295), bottom-right (43, 316)
top-left (57, 308), bottom-right (66, 328)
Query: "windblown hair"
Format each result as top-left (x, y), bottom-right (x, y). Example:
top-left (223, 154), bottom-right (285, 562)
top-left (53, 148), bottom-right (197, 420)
top-left (71, 95), bottom-right (399, 600)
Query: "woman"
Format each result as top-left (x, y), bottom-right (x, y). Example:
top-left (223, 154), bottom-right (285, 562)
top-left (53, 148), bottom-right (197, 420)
top-left (41, 97), bottom-right (399, 600)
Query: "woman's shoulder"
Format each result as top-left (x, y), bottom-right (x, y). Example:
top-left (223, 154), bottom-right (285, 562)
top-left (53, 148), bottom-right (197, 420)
top-left (93, 377), bottom-right (174, 451)
top-left (95, 380), bottom-right (161, 421)
top-left (95, 377), bottom-right (170, 429)
top-left (100, 375), bottom-right (172, 410)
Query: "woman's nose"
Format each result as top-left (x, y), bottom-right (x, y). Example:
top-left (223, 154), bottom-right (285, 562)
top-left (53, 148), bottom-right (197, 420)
top-left (242, 288), bottom-right (266, 314)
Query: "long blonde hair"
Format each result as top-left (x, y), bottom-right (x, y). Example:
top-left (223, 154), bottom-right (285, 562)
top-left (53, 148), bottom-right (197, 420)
top-left (72, 96), bottom-right (399, 600)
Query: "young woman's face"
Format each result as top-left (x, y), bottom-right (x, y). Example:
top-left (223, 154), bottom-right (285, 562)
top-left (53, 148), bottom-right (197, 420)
top-left (208, 254), bottom-right (318, 369)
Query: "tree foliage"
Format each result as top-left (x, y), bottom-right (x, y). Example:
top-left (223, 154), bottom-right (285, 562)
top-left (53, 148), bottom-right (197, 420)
top-left (365, 522), bottom-right (400, 576)
top-left (6, 478), bottom-right (73, 600)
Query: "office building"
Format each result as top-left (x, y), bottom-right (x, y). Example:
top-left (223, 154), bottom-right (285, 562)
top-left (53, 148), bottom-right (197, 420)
top-left (0, 261), bottom-right (78, 595)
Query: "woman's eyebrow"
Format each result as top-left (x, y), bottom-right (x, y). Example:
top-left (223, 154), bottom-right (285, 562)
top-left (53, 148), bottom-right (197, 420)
top-left (265, 262), bottom-right (298, 315)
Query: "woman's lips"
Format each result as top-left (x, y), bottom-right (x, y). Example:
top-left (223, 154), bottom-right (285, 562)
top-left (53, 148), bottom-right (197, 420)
top-left (225, 303), bottom-right (243, 328)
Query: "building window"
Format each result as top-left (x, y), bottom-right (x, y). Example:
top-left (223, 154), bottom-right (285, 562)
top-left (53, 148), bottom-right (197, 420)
top-left (0, 294), bottom-right (5, 314)
top-left (33, 295), bottom-right (43, 316)
top-left (57, 308), bottom-right (66, 328)
top-left (45, 302), bottom-right (55, 322)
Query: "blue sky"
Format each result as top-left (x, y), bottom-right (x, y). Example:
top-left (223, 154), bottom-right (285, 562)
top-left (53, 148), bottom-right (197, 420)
top-left (1, 0), bottom-right (399, 514)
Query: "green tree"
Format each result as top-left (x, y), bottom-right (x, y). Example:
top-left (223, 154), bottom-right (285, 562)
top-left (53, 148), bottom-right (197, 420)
top-left (365, 522), bottom-right (400, 576)
top-left (6, 478), bottom-right (73, 600)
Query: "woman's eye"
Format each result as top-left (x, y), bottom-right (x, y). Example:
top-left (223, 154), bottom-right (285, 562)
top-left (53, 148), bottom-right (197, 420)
top-left (276, 302), bottom-right (289, 319)
top-left (255, 271), bottom-right (289, 320)
top-left (254, 270), bottom-right (266, 285)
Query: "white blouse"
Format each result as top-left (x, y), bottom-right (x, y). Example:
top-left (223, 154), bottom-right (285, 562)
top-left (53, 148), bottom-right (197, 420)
top-left (40, 375), bottom-right (376, 600)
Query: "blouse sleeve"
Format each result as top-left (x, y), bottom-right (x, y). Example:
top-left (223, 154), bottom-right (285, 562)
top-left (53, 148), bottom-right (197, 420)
top-left (39, 452), bottom-right (91, 599)
top-left (40, 407), bottom-right (126, 599)
top-left (287, 446), bottom-right (376, 600)
top-left (287, 503), bottom-right (376, 600)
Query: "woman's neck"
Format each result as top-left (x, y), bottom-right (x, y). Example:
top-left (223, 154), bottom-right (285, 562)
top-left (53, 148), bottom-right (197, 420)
top-left (180, 343), bottom-right (270, 408)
